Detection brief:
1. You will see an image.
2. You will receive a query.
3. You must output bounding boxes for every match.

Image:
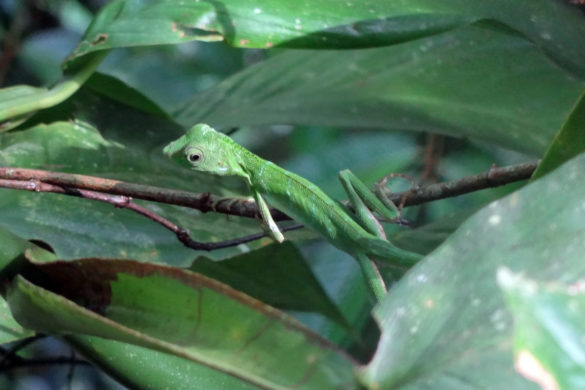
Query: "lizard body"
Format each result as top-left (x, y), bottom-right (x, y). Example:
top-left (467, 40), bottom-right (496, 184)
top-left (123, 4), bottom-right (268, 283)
top-left (164, 124), bottom-right (422, 299)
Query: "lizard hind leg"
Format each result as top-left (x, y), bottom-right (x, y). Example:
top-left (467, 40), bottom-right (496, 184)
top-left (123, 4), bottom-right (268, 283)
top-left (338, 169), bottom-right (399, 239)
top-left (355, 253), bottom-right (387, 301)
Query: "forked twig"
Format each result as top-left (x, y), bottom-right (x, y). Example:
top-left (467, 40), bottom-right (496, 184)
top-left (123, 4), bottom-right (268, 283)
top-left (0, 178), bottom-right (301, 251)
top-left (0, 160), bottom-right (538, 250)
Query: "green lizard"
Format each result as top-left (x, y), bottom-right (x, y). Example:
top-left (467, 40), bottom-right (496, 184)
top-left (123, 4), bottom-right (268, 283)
top-left (163, 124), bottom-right (422, 300)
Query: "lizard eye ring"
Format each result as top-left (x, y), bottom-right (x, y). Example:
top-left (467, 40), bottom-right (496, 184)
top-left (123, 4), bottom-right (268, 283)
top-left (185, 147), bottom-right (204, 165)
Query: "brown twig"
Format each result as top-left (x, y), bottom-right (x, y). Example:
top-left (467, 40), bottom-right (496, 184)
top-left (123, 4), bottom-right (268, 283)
top-left (384, 160), bottom-right (539, 207)
top-left (0, 334), bottom-right (46, 370)
top-left (0, 167), bottom-right (291, 221)
top-left (0, 177), bottom-right (302, 251)
top-left (0, 334), bottom-right (90, 376)
top-left (0, 161), bottom-right (538, 217)
top-left (0, 161), bottom-right (538, 250)
top-left (375, 173), bottom-right (418, 213)
top-left (0, 354), bottom-right (91, 372)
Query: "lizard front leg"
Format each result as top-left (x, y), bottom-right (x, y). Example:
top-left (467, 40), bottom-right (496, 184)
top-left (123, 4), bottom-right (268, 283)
top-left (338, 169), bottom-right (400, 239)
top-left (251, 187), bottom-right (285, 243)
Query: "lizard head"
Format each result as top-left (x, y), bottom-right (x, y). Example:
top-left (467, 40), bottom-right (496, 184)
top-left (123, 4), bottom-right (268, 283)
top-left (163, 124), bottom-right (248, 177)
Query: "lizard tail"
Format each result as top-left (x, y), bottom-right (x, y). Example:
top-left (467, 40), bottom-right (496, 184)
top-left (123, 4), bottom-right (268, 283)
top-left (361, 237), bottom-right (423, 268)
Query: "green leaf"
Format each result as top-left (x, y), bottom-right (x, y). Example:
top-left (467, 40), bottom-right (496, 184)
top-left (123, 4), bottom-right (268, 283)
top-left (190, 242), bottom-right (350, 330)
top-left (0, 227), bottom-right (33, 344)
top-left (67, 335), bottom-right (259, 390)
top-left (85, 72), bottom-right (170, 117)
top-left (497, 268), bottom-right (585, 390)
top-left (0, 86), bottom-right (45, 131)
top-left (96, 42), bottom-right (245, 112)
top-left (0, 297), bottom-right (34, 345)
top-left (390, 209), bottom-right (478, 255)
top-left (532, 89), bottom-right (585, 180)
top-left (358, 152), bottom-right (585, 389)
top-left (6, 259), bottom-right (358, 389)
top-left (175, 26), bottom-right (584, 155)
top-left (0, 226), bottom-right (28, 272)
top-left (0, 112), bottom-right (270, 263)
top-left (64, 0), bottom-right (585, 78)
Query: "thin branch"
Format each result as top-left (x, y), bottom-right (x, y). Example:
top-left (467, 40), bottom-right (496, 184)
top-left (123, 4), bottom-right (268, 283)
top-left (0, 334), bottom-right (46, 370)
top-left (0, 161), bottom-right (537, 220)
top-left (383, 160), bottom-right (539, 207)
top-left (0, 356), bottom-right (91, 372)
top-left (0, 167), bottom-right (291, 221)
top-left (0, 161), bottom-right (538, 250)
top-left (0, 178), bottom-right (303, 251)
top-left (374, 173), bottom-right (418, 213)
top-left (66, 350), bottom-right (75, 390)
top-left (0, 335), bottom-right (90, 374)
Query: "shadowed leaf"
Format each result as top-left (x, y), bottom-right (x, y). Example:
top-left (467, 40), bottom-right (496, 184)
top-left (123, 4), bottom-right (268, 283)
top-left (175, 26), bottom-right (584, 155)
top-left (65, 0), bottom-right (585, 79)
top-left (6, 259), bottom-right (358, 389)
top-left (191, 242), bottom-right (351, 329)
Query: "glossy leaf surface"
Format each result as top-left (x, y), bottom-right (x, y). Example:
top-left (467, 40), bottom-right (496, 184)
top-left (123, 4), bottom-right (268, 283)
top-left (360, 153), bottom-right (585, 389)
top-left (175, 26), bottom-right (584, 155)
top-left (64, 0), bottom-right (585, 79)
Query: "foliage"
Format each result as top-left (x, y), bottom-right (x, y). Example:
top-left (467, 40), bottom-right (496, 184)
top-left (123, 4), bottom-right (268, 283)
top-left (1, 0), bottom-right (584, 389)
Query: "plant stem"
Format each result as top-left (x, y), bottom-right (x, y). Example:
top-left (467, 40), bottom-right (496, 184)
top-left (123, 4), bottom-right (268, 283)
top-left (383, 160), bottom-right (538, 207)
top-left (0, 178), bottom-right (302, 251)
top-left (0, 160), bottom-right (538, 250)
top-left (0, 160), bottom-right (538, 220)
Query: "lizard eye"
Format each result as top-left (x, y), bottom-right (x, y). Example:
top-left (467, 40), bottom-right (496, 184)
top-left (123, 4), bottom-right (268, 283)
top-left (185, 147), bottom-right (204, 165)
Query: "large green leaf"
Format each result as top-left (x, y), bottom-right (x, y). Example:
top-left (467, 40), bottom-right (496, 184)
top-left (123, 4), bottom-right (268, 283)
top-left (64, 0), bottom-right (585, 78)
top-left (0, 114), bottom-right (272, 263)
top-left (498, 268), bottom-right (585, 390)
top-left (96, 43), bottom-right (245, 112)
top-left (0, 120), bottom-right (186, 263)
top-left (359, 152), bottom-right (585, 389)
top-left (85, 72), bottom-right (170, 117)
top-left (0, 297), bottom-right (34, 345)
top-left (0, 86), bottom-right (357, 324)
top-left (0, 226), bottom-right (28, 272)
top-left (6, 259), bottom-right (358, 389)
top-left (175, 26), bottom-right (584, 155)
